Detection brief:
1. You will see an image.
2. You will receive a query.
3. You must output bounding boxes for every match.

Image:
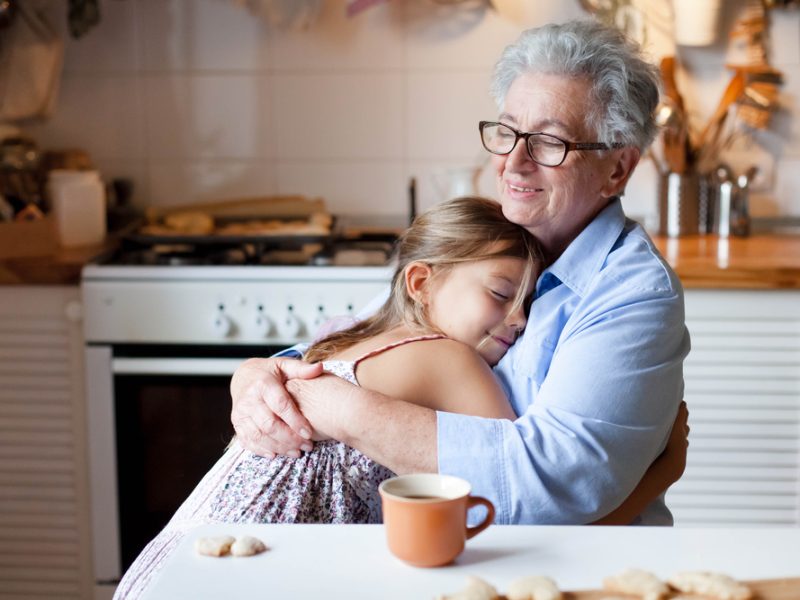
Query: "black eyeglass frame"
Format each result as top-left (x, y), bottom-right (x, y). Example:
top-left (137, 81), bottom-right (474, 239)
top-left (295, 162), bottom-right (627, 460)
top-left (478, 120), bottom-right (624, 167)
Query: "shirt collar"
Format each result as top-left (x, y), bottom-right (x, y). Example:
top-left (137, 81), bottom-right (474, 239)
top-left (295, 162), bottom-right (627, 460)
top-left (538, 197), bottom-right (625, 298)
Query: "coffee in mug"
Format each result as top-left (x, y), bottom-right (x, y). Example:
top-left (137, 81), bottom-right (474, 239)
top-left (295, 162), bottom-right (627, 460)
top-left (379, 473), bottom-right (494, 567)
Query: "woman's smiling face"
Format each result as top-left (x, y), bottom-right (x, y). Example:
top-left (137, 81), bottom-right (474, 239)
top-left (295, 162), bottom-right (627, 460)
top-left (492, 72), bottom-right (637, 255)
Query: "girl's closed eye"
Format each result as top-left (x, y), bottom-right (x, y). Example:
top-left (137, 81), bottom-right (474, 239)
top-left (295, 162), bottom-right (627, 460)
top-left (490, 289), bottom-right (510, 301)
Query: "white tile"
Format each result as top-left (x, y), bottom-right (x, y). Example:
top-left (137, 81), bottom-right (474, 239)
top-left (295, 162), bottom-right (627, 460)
top-left (271, 73), bottom-right (404, 160)
top-left (406, 72), bottom-right (497, 160)
top-left (144, 75), bottom-right (273, 159)
top-left (146, 160), bottom-right (277, 207)
top-left (25, 75), bottom-right (145, 160)
top-left (622, 159), bottom-right (660, 228)
top-left (767, 66), bottom-right (800, 156)
top-left (769, 8), bottom-right (800, 66)
top-left (276, 160), bottom-right (407, 216)
top-left (140, 0), bottom-right (269, 71)
top-left (772, 157), bottom-right (800, 216)
top-left (270, 1), bottom-right (405, 71)
top-left (62, 0), bottom-right (140, 73)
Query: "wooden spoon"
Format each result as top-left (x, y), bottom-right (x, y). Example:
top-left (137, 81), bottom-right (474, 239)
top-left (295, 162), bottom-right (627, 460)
top-left (659, 57), bottom-right (690, 174)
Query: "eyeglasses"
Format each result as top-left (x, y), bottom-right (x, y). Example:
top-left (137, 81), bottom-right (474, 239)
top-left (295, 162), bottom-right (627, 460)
top-left (478, 121), bottom-right (623, 167)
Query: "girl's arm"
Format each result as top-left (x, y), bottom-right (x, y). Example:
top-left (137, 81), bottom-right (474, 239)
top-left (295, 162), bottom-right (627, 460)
top-left (591, 401), bottom-right (689, 525)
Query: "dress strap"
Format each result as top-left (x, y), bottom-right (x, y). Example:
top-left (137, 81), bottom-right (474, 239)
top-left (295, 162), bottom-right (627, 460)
top-left (352, 334), bottom-right (447, 367)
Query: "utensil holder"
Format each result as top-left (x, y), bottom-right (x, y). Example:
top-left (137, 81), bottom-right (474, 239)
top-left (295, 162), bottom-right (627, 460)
top-left (658, 172), bottom-right (700, 237)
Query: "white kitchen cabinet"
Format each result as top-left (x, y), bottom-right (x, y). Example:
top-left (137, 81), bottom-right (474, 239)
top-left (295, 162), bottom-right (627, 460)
top-left (0, 286), bottom-right (92, 599)
top-left (668, 289), bottom-right (800, 526)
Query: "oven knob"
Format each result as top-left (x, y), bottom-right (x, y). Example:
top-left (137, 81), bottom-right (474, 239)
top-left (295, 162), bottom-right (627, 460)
top-left (254, 310), bottom-right (273, 337)
top-left (278, 305), bottom-right (304, 339)
top-left (213, 311), bottom-right (233, 338)
top-left (312, 305), bottom-right (329, 330)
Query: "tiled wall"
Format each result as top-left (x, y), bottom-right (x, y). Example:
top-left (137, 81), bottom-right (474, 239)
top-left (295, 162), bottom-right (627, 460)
top-left (21, 0), bottom-right (800, 223)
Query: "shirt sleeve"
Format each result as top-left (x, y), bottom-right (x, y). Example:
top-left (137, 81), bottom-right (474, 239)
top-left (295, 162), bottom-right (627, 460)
top-left (437, 282), bottom-right (690, 525)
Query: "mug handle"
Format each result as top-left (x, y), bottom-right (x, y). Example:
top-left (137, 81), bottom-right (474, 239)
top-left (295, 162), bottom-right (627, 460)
top-left (465, 495), bottom-right (495, 540)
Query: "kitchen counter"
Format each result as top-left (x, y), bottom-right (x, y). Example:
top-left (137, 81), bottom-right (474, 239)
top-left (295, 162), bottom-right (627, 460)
top-left (142, 524), bottom-right (800, 599)
top-left (3, 230), bottom-right (799, 289)
top-left (652, 233), bottom-right (800, 289)
top-left (0, 239), bottom-right (115, 285)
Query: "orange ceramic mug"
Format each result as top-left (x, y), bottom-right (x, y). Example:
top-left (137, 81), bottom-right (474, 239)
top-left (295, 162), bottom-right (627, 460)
top-left (378, 473), bottom-right (495, 567)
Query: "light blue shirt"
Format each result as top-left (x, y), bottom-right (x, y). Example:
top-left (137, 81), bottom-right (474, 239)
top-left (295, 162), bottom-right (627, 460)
top-left (436, 198), bottom-right (690, 525)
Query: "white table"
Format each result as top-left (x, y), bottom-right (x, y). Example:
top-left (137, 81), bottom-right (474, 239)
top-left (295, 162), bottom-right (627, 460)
top-left (143, 524), bottom-right (800, 599)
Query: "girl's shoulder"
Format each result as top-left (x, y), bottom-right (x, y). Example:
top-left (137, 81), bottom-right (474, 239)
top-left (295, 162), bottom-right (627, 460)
top-left (354, 336), bottom-right (514, 419)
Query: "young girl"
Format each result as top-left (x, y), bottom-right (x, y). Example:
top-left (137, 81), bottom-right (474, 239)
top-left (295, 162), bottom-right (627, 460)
top-left (116, 197), bottom-right (687, 598)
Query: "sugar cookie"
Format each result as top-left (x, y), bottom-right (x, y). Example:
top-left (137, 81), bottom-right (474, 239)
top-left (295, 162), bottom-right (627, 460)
top-left (603, 568), bottom-right (669, 600)
top-left (506, 575), bottom-right (562, 600)
top-left (194, 535), bottom-right (235, 557)
top-left (436, 576), bottom-right (499, 600)
top-left (231, 535), bottom-right (267, 557)
top-left (667, 571), bottom-right (752, 600)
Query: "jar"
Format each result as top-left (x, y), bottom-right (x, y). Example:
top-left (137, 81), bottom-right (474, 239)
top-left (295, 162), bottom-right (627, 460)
top-left (48, 170), bottom-right (107, 247)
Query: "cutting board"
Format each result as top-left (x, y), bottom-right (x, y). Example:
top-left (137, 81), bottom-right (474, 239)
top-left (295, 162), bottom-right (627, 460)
top-left (562, 578), bottom-right (800, 599)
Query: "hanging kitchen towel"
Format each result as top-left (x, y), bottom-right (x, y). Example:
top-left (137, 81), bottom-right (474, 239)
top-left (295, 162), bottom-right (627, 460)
top-left (0, 2), bottom-right (64, 121)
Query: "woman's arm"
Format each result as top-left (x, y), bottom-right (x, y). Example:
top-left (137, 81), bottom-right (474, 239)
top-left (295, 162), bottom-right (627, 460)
top-left (591, 401), bottom-right (690, 525)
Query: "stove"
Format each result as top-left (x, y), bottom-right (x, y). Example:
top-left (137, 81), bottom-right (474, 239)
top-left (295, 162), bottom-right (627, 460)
top-left (81, 228), bottom-right (395, 592)
top-left (83, 231), bottom-right (396, 346)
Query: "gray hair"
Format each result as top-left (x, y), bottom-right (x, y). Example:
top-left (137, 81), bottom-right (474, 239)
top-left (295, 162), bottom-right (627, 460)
top-left (490, 19), bottom-right (660, 151)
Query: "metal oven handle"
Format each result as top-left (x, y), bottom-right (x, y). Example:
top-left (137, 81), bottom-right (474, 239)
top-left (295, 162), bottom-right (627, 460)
top-left (112, 357), bottom-right (246, 376)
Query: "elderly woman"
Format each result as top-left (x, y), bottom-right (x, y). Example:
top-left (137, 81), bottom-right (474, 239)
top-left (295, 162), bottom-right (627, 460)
top-left (231, 19), bottom-right (690, 525)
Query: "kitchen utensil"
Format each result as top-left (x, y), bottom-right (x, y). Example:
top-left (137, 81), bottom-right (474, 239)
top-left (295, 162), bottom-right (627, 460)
top-left (730, 165), bottom-right (758, 237)
top-left (659, 57), bottom-right (690, 174)
top-left (658, 171), bottom-right (700, 237)
top-left (734, 65), bottom-right (784, 130)
top-left (712, 164), bottom-right (734, 237)
top-left (696, 71), bottom-right (746, 173)
top-left (408, 176), bottom-right (417, 225)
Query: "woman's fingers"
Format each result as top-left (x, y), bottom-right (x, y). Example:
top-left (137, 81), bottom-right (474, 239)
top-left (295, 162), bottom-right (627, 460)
top-left (230, 357), bottom-right (322, 456)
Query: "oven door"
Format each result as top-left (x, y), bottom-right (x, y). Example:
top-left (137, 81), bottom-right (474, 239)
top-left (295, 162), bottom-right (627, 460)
top-left (85, 343), bottom-right (284, 583)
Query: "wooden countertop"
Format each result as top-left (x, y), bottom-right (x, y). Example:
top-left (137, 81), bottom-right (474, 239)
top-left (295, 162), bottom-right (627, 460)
top-left (0, 240), bottom-right (115, 285)
top-left (651, 233), bottom-right (800, 290)
top-left (2, 232), bottom-right (799, 289)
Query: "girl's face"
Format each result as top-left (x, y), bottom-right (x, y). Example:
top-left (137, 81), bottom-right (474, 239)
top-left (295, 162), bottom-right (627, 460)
top-left (425, 255), bottom-right (533, 366)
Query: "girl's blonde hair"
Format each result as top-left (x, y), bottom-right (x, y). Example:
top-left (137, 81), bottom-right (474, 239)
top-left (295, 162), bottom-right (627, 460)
top-left (303, 196), bottom-right (543, 363)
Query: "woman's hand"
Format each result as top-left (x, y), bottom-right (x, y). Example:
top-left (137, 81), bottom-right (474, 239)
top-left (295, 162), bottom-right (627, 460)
top-left (230, 357), bottom-right (323, 458)
top-left (660, 400), bottom-right (690, 484)
top-left (591, 401), bottom-right (689, 525)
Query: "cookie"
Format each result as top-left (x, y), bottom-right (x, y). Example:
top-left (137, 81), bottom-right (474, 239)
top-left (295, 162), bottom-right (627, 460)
top-left (506, 575), bottom-right (562, 600)
top-left (231, 535), bottom-right (267, 557)
top-left (194, 535), bottom-right (235, 557)
top-left (436, 576), bottom-right (500, 600)
top-left (603, 568), bottom-right (669, 600)
top-left (667, 571), bottom-right (752, 600)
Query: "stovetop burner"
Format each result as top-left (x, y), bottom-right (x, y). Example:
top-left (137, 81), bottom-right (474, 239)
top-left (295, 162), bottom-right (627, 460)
top-left (103, 236), bottom-right (397, 267)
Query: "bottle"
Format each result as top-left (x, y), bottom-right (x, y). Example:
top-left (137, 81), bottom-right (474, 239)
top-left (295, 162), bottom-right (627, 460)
top-left (48, 170), bottom-right (107, 247)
